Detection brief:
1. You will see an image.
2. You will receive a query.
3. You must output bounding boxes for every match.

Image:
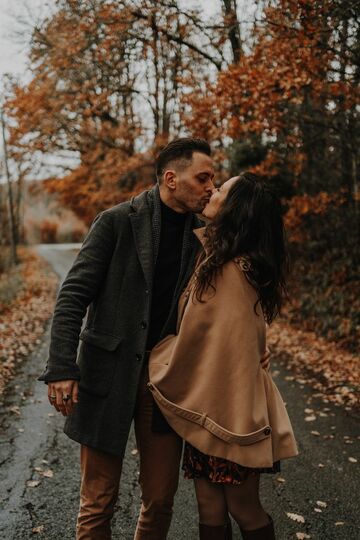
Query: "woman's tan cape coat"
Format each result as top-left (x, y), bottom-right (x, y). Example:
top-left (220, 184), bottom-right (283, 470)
top-left (148, 228), bottom-right (299, 469)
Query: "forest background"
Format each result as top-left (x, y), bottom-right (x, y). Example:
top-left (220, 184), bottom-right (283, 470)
top-left (0, 0), bottom-right (359, 399)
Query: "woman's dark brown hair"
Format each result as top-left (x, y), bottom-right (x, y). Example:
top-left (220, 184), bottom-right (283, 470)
top-left (193, 172), bottom-right (288, 324)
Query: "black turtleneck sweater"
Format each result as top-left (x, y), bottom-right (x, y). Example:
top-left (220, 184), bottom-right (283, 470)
top-left (146, 199), bottom-right (187, 350)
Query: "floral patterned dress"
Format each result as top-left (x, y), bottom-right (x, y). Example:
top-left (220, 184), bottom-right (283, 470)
top-left (182, 443), bottom-right (281, 485)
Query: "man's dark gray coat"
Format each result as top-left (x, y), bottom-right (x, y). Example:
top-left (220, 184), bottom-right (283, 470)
top-left (39, 185), bottom-right (202, 456)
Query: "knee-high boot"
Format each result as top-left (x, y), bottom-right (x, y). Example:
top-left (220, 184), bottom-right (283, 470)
top-left (240, 514), bottom-right (275, 539)
top-left (199, 523), bottom-right (227, 539)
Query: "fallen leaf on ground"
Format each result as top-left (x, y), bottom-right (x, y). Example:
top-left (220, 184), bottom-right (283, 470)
top-left (32, 525), bottom-right (44, 534)
top-left (296, 533), bottom-right (311, 539)
top-left (286, 512), bottom-right (305, 523)
top-left (348, 457), bottom-right (357, 463)
top-left (40, 469), bottom-right (54, 478)
top-left (316, 501), bottom-right (327, 508)
top-left (27, 480), bottom-right (41, 488)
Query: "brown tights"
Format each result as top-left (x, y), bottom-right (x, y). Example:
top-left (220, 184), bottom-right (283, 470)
top-left (194, 472), bottom-right (270, 531)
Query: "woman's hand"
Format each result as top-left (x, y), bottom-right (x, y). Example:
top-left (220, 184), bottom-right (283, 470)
top-left (260, 348), bottom-right (271, 370)
top-left (48, 380), bottom-right (79, 416)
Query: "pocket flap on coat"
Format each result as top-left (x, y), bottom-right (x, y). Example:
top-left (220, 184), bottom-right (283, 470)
top-left (79, 328), bottom-right (122, 351)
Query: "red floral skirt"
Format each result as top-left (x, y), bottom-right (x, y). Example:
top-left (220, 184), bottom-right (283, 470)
top-left (182, 442), bottom-right (281, 485)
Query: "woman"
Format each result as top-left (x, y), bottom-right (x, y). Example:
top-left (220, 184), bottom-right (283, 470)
top-left (148, 172), bottom-right (298, 539)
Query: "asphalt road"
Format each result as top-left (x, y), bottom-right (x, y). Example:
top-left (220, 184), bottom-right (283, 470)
top-left (0, 245), bottom-right (359, 540)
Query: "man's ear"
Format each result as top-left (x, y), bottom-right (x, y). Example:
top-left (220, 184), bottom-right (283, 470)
top-left (163, 169), bottom-right (177, 190)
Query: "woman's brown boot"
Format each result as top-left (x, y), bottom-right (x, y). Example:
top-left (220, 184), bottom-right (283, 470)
top-left (240, 514), bottom-right (275, 539)
top-left (199, 523), bottom-right (226, 539)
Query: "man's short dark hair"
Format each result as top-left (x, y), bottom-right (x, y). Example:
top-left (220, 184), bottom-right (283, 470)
top-left (156, 138), bottom-right (211, 182)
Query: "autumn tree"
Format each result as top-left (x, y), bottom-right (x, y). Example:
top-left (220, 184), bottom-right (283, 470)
top-left (185, 0), bottom-right (359, 200)
top-left (0, 77), bottom-right (29, 268)
top-left (5, 0), bottom-right (229, 223)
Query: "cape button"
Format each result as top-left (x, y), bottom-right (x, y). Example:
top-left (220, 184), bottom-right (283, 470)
top-left (263, 427), bottom-right (271, 436)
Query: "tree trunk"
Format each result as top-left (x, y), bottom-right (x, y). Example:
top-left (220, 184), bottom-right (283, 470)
top-left (1, 107), bottom-right (18, 264)
top-left (222, 0), bottom-right (242, 63)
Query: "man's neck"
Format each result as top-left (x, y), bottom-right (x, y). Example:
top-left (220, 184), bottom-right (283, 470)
top-left (159, 186), bottom-right (188, 214)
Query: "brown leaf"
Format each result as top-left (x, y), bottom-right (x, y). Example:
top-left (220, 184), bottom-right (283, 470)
top-left (40, 469), bottom-right (54, 478)
top-left (32, 525), bottom-right (44, 534)
top-left (286, 512), bottom-right (305, 523)
top-left (27, 480), bottom-right (41, 488)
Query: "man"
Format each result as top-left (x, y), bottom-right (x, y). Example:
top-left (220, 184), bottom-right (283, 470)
top-left (39, 138), bottom-right (269, 540)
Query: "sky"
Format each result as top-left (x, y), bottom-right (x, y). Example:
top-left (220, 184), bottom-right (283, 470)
top-left (0, 0), bottom-right (53, 81)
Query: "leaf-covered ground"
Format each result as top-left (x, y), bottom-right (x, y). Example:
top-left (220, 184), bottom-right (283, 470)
top-left (0, 248), bottom-right (58, 396)
top-left (268, 318), bottom-right (359, 414)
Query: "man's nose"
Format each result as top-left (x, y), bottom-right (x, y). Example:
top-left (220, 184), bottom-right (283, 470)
top-left (206, 180), bottom-right (216, 193)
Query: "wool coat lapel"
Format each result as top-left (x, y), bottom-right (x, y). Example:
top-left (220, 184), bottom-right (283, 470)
top-left (129, 188), bottom-right (157, 288)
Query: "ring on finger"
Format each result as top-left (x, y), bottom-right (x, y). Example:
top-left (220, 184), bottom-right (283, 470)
top-left (50, 395), bottom-right (56, 401)
top-left (62, 394), bottom-right (71, 402)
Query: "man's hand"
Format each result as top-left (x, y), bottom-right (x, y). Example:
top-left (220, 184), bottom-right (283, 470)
top-left (48, 380), bottom-right (79, 416)
top-left (260, 347), bottom-right (271, 371)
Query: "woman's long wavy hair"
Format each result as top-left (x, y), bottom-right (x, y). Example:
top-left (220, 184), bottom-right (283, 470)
top-left (193, 172), bottom-right (289, 324)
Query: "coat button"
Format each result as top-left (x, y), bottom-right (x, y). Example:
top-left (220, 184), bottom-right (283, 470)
top-left (264, 427), bottom-right (271, 436)
top-left (141, 321), bottom-right (147, 329)
top-left (136, 353), bottom-right (142, 361)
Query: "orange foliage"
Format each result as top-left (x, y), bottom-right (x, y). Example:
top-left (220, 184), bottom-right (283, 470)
top-left (4, 1), bottom-right (147, 224)
top-left (5, 0), bottom-right (217, 223)
top-left (285, 190), bottom-right (348, 239)
top-left (39, 220), bottom-right (58, 244)
top-left (184, 0), bottom-right (358, 183)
